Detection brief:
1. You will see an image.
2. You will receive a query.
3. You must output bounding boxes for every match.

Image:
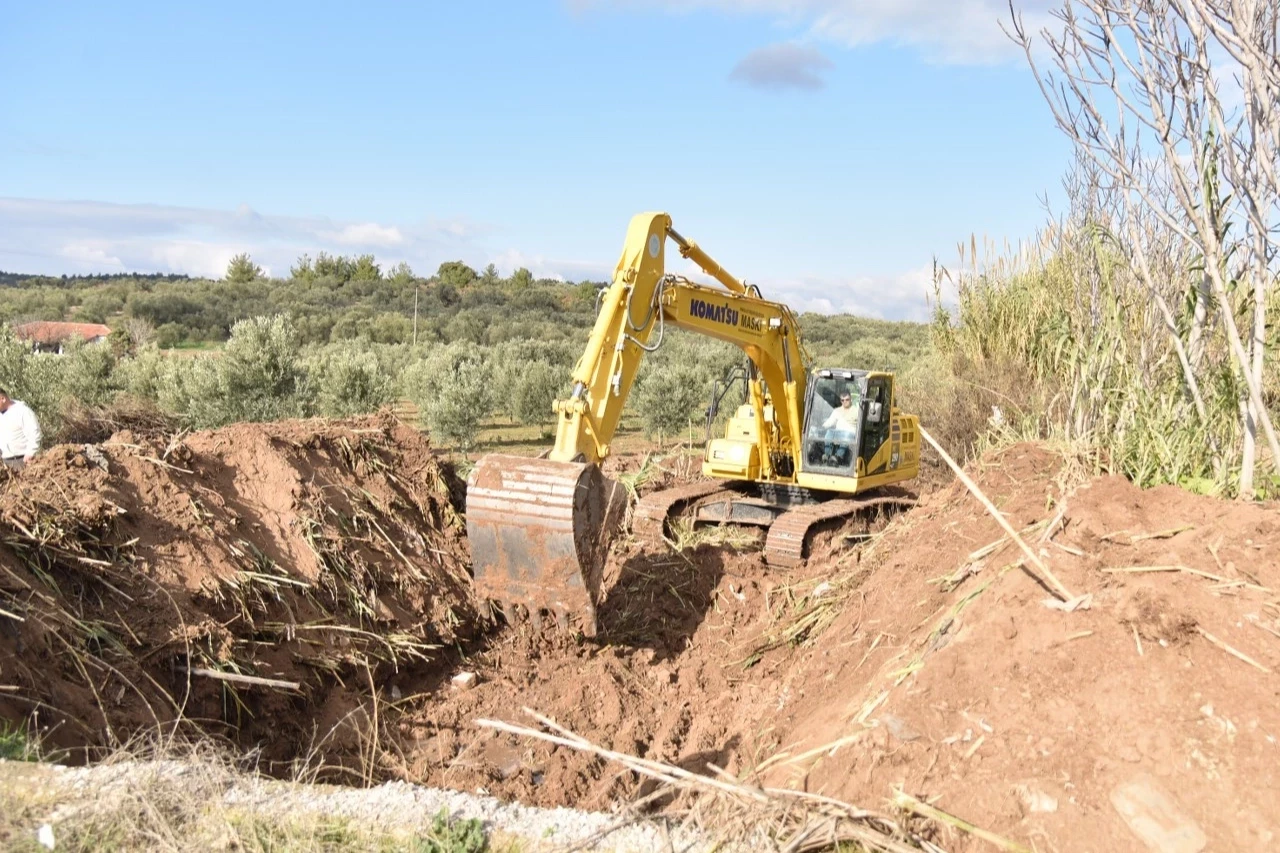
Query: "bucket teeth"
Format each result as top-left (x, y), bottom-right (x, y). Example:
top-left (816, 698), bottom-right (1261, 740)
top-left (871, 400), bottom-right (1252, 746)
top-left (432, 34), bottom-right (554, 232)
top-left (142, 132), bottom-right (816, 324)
top-left (466, 455), bottom-right (627, 635)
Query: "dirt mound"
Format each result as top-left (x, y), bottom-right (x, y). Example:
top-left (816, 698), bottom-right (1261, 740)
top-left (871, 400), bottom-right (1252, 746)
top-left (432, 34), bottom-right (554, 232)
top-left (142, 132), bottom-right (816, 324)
top-left (776, 445), bottom-right (1280, 850)
top-left (394, 444), bottom-right (1279, 851)
top-left (0, 415), bottom-right (485, 764)
top-left (5, 430), bottom-right (1278, 849)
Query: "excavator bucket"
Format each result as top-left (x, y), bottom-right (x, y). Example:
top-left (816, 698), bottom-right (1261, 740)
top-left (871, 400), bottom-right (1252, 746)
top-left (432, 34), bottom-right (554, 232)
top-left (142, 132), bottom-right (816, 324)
top-left (465, 454), bottom-right (627, 635)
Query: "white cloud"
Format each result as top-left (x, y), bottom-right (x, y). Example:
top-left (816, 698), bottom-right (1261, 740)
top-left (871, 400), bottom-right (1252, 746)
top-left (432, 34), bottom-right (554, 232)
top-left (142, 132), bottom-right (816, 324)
top-left (578, 0), bottom-right (1057, 64)
top-left (0, 197), bottom-right (483, 280)
top-left (58, 241), bottom-right (124, 270)
top-left (486, 248), bottom-right (607, 282)
top-left (329, 222), bottom-right (404, 247)
top-left (0, 196), bottom-right (947, 319)
top-left (145, 240), bottom-right (243, 279)
top-left (673, 257), bottom-right (943, 320)
top-left (758, 264), bottom-right (944, 321)
top-left (730, 42), bottom-right (833, 89)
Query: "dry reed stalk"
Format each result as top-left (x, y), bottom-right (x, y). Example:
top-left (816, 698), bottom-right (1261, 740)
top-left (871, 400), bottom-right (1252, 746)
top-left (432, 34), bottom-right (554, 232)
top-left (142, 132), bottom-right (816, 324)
top-left (1048, 630), bottom-right (1094, 648)
top-left (1037, 503), bottom-right (1069, 544)
top-left (919, 426), bottom-right (1076, 601)
top-left (1250, 618), bottom-right (1280, 641)
top-left (892, 790), bottom-right (1029, 853)
top-left (1103, 565), bottom-right (1272, 593)
top-left (141, 455), bottom-right (195, 474)
top-left (476, 708), bottom-right (934, 853)
top-left (185, 667), bottom-right (301, 691)
top-left (1128, 525), bottom-right (1196, 542)
top-left (1050, 540), bottom-right (1086, 557)
top-left (752, 732), bottom-right (867, 774)
top-left (968, 519), bottom-right (1047, 562)
top-left (1195, 627), bottom-right (1272, 673)
top-left (1102, 526), bottom-right (1198, 544)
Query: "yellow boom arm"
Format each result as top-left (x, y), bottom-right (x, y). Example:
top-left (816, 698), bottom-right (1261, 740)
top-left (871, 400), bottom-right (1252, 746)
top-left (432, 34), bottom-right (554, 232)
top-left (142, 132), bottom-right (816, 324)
top-left (550, 212), bottom-right (807, 478)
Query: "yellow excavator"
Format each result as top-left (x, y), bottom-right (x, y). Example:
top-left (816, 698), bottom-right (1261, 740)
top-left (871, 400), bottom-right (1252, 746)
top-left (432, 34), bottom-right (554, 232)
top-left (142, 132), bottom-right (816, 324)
top-left (465, 212), bottom-right (920, 632)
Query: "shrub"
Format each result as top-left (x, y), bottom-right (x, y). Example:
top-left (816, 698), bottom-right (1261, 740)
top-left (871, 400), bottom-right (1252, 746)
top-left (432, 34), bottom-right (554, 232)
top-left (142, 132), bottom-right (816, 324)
top-left (56, 336), bottom-right (119, 409)
top-left (216, 315), bottom-right (311, 424)
top-left (115, 345), bottom-right (167, 400)
top-left (633, 362), bottom-right (709, 443)
top-left (157, 315), bottom-right (312, 429)
top-left (509, 361), bottom-right (565, 427)
top-left (402, 343), bottom-right (494, 451)
top-left (306, 343), bottom-right (395, 417)
top-left (0, 328), bottom-right (122, 440)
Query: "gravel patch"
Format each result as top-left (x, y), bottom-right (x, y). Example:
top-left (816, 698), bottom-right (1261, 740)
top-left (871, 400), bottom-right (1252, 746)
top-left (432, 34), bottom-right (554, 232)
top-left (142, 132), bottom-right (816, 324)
top-left (2, 758), bottom-right (709, 852)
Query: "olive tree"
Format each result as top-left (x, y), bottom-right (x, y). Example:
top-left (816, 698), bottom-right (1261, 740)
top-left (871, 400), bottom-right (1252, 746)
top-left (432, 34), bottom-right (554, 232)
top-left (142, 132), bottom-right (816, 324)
top-left (402, 343), bottom-right (494, 452)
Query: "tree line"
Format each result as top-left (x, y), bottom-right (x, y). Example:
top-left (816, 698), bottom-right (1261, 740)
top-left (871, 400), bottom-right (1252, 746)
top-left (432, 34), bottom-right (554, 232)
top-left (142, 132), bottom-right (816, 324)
top-left (0, 250), bottom-right (934, 456)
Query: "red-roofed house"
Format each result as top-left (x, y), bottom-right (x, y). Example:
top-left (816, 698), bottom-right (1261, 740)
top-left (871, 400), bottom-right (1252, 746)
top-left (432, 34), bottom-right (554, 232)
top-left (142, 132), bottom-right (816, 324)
top-left (14, 321), bottom-right (114, 354)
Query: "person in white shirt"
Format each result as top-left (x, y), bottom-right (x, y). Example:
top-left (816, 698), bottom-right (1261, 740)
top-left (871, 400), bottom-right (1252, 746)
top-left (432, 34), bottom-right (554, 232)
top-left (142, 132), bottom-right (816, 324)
top-left (818, 390), bottom-right (859, 465)
top-left (0, 388), bottom-right (41, 471)
top-left (822, 391), bottom-right (859, 433)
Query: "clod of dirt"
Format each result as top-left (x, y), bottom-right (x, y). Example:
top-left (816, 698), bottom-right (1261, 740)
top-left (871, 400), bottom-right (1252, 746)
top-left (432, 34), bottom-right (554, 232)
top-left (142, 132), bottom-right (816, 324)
top-left (1116, 587), bottom-right (1199, 644)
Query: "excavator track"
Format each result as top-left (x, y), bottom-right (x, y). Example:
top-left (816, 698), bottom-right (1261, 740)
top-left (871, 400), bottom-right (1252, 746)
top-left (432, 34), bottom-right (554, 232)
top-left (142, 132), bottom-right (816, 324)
top-left (632, 479), bottom-right (735, 544)
top-left (764, 495), bottom-right (917, 568)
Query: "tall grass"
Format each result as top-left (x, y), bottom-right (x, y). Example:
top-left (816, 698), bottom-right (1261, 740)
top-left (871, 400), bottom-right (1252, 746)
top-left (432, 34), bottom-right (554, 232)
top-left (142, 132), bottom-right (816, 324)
top-left (930, 217), bottom-right (1277, 495)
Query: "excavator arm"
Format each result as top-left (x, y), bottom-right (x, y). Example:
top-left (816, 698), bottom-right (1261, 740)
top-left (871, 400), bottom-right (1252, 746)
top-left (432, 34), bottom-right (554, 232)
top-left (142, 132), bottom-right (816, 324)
top-left (550, 212), bottom-right (808, 473)
top-left (466, 212), bottom-right (808, 632)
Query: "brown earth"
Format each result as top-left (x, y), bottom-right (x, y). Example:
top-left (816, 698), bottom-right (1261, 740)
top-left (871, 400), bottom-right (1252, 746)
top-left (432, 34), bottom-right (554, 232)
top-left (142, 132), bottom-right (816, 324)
top-left (3, 425), bottom-right (1279, 851)
top-left (0, 415), bottom-right (484, 767)
top-left (395, 445), bottom-right (1280, 852)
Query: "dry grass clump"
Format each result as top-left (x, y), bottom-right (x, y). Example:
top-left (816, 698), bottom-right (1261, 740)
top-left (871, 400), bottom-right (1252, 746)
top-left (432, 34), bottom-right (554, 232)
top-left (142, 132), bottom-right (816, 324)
top-left (55, 395), bottom-right (179, 446)
top-left (0, 742), bottom-right (491, 853)
top-left (667, 517), bottom-right (762, 552)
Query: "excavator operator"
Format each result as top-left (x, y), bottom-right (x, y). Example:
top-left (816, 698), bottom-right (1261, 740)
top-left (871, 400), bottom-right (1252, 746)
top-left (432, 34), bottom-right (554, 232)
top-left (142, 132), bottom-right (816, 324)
top-left (823, 391), bottom-right (858, 430)
top-left (820, 389), bottom-right (859, 463)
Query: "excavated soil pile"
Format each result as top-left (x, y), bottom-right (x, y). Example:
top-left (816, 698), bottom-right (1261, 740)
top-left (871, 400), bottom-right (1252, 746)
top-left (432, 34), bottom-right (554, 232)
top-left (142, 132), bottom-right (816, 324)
top-left (4, 428), bottom-right (1278, 850)
top-left (399, 445), bottom-right (1280, 852)
top-left (0, 415), bottom-right (485, 764)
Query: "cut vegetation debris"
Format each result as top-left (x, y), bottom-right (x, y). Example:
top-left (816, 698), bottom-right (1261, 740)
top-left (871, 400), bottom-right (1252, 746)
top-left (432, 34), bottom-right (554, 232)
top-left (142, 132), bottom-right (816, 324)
top-left (1, 425), bottom-right (1279, 852)
top-left (0, 415), bottom-right (484, 770)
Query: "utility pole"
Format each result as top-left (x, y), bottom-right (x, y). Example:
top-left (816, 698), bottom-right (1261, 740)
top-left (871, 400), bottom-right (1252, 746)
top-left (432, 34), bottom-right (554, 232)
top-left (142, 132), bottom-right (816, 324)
top-left (412, 285), bottom-right (419, 347)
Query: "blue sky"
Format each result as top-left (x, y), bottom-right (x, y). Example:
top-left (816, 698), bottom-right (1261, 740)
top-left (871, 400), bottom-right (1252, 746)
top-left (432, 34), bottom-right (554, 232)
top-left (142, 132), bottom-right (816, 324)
top-left (0, 0), bottom-right (1068, 319)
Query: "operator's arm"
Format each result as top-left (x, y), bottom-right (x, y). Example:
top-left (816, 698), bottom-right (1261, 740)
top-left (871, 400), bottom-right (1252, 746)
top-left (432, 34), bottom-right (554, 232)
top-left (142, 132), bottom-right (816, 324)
top-left (22, 405), bottom-right (41, 459)
top-left (821, 410), bottom-right (836, 429)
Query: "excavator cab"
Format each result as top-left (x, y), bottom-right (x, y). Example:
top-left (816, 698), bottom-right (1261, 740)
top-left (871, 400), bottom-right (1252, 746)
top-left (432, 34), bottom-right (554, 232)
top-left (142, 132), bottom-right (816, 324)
top-left (800, 369), bottom-right (867, 477)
